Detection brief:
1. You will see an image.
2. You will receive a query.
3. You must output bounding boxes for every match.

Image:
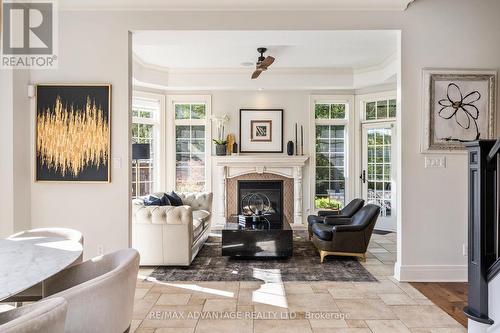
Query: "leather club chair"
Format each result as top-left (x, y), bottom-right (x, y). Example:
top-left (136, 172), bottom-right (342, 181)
top-left (311, 204), bottom-right (380, 263)
top-left (307, 198), bottom-right (365, 239)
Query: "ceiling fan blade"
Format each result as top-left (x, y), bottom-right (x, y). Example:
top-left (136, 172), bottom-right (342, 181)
top-left (251, 69), bottom-right (262, 79)
top-left (259, 56), bottom-right (275, 68)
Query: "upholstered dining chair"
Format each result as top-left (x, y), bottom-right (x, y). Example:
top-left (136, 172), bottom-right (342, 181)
top-left (311, 204), bottom-right (380, 263)
top-left (44, 248), bottom-right (140, 333)
top-left (3, 228), bottom-right (84, 305)
top-left (307, 198), bottom-right (365, 239)
top-left (0, 297), bottom-right (67, 333)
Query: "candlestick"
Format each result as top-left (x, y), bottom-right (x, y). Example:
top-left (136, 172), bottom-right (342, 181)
top-left (295, 123), bottom-right (298, 156)
top-left (301, 125), bottom-right (304, 155)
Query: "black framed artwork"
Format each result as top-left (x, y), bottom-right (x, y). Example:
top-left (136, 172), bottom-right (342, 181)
top-left (239, 109), bottom-right (283, 153)
top-left (35, 84), bottom-right (112, 182)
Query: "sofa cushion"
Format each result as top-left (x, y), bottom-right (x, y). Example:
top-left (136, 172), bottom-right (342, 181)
top-left (193, 210), bottom-right (211, 229)
top-left (312, 223), bottom-right (334, 241)
top-left (193, 218), bottom-right (204, 240)
top-left (193, 210), bottom-right (210, 222)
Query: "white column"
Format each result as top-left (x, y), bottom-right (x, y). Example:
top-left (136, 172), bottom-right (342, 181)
top-left (215, 165), bottom-right (226, 226)
top-left (293, 166), bottom-right (303, 224)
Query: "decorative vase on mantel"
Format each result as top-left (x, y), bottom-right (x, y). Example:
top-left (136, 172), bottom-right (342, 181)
top-left (215, 144), bottom-right (227, 156)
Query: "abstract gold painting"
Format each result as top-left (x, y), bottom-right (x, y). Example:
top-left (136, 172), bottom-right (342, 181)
top-left (35, 84), bottom-right (111, 182)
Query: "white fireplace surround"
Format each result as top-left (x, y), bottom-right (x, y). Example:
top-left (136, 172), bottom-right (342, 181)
top-left (213, 155), bottom-right (309, 226)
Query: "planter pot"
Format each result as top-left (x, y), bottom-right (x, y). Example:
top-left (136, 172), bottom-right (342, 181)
top-left (216, 144), bottom-right (227, 156)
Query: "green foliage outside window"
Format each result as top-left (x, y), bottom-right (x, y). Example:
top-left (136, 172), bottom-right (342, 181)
top-left (315, 197), bottom-right (342, 210)
top-left (314, 103), bottom-right (346, 119)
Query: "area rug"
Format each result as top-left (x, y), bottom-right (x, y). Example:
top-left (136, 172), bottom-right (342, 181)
top-left (149, 230), bottom-right (377, 282)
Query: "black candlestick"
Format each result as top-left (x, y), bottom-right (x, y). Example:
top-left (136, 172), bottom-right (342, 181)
top-left (295, 123), bottom-right (298, 156)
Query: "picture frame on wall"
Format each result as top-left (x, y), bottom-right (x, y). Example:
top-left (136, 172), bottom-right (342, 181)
top-left (240, 109), bottom-right (283, 153)
top-left (35, 84), bottom-right (112, 182)
top-left (421, 69), bottom-right (497, 152)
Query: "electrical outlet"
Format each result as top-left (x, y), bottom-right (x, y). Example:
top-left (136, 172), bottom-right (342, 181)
top-left (463, 243), bottom-right (468, 256)
top-left (97, 245), bottom-right (104, 256)
top-left (113, 157), bottom-right (121, 169)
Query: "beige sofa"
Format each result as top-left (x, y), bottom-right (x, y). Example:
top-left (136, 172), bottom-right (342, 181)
top-left (132, 192), bottom-right (213, 266)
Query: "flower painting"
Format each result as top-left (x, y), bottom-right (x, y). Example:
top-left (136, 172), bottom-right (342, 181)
top-left (422, 69), bottom-right (496, 151)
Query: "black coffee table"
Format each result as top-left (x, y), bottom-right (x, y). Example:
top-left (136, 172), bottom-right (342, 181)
top-left (221, 216), bottom-right (293, 258)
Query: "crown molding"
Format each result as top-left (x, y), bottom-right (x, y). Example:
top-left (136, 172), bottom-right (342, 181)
top-left (133, 56), bottom-right (354, 76)
top-left (60, 0), bottom-right (416, 12)
top-left (133, 52), bottom-right (397, 77)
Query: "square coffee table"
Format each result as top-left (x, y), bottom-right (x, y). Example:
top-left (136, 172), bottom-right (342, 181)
top-left (221, 216), bottom-right (293, 258)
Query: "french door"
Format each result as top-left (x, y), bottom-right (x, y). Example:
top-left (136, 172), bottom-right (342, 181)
top-left (361, 123), bottom-right (396, 231)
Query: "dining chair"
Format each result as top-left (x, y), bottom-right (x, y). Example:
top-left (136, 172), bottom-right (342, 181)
top-left (44, 248), bottom-right (140, 333)
top-left (0, 297), bottom-right (67, 333)
top-left (3, 228), bottom-right (84, 305)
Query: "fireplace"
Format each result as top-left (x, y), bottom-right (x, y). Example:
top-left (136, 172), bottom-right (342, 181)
top-left (237, 180), bottom-right (283, 224)
top-left (214, 155), bottom-right (309, 226)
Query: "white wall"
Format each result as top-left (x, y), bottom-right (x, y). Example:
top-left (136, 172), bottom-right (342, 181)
top-left (0, 70), bottom-right (31, 238)
top-left (9, 0), bottom-right (500, 283)
top-left (0, 70), bottom-right (15, 238)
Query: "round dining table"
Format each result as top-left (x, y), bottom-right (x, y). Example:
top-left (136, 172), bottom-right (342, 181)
top-left (0, 236), bottom-right (83, 301)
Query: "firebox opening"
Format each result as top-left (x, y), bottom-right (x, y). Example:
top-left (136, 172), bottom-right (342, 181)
top-left (237, 180), bottom-right (284, 224)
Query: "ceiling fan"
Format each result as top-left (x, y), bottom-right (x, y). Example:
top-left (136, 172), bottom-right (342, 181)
top-left (251, 47), bottom-right (275, 79)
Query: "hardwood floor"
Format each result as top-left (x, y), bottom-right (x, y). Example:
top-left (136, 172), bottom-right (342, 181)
top-left (410, 282), bottom-right (468, 327)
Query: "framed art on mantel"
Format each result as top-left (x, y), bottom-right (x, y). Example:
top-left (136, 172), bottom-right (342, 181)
top-left (422, 69), bottom-right (496, 152)
top-left (35, 84), bottom-right (112, 182)
top-left (239, 109), bottom-right (283, 153)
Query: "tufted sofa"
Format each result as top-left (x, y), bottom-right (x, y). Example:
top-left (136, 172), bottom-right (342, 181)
top-left (132, 192), bottom-right (213, 266)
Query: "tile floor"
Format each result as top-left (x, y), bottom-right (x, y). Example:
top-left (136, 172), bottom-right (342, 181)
top-left (131, 231), bottom-right (466, 333)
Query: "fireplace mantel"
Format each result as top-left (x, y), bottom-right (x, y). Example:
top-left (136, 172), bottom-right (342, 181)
top-left (213, 155), bottom-right (309, 225)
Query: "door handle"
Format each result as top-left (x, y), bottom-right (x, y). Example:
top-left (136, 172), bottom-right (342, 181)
top-left (360, 170), bottom-right (366, 184)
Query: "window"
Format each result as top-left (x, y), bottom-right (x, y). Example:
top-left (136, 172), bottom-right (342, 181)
top-left (132, 94), bottom-right (162, 198)
top-left (365, 98), bottom-right (396, 120)
top-left (168, 96), bottom-right (211, 193)
top-left (313, 101), bottom-right (348, 209)
top-left (366, 128), bottom-right (393, 217)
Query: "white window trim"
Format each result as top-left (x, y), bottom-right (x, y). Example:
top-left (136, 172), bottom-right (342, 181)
top-left (166, 94), bottom-right (212, 192)
top-left (132, 90), bottom-right (166, 195)
top-left (354, 90), bottom-right (397, 200)
top-left (357, 91), bottom-right (397, 123)
top-left (309, 95), bottom-right (355, 213)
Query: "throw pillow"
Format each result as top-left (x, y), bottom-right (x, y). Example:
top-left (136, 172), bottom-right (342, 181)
top-left (144, 195), bottom-right (163, 206)
top-left (166, 191), bottom-right (183, 206)
top-left (160, 193), bottom-right (172, 206)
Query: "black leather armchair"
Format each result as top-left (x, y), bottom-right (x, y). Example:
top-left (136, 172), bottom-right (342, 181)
top-left (307, 198), bottom-right (365, 239)
top-left (311, 204), bottom-right (380, 262)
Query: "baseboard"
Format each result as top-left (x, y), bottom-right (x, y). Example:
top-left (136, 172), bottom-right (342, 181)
top-left (394, 263), bottom-right (467, 282)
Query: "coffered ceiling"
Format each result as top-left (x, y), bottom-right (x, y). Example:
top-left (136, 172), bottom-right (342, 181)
top-left (133, 30), bottom-right (398, 70)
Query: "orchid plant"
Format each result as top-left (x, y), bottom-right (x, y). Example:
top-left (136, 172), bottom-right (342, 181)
top-left (211, 114), bottom-right (230, 145)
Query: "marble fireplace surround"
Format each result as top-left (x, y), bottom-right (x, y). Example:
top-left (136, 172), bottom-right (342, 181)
top-left (214, 155), bottom-right (309, 225)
